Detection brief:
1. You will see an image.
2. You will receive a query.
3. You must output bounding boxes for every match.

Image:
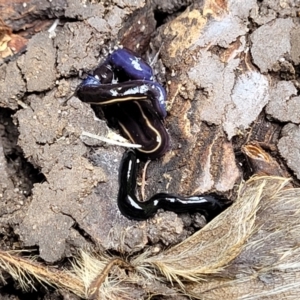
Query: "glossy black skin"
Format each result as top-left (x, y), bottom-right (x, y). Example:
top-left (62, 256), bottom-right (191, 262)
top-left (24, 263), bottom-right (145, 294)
top-left (77, 48), bottom-right (228, 221)
top-left (109, 48), bottom-right (154, 80)
top-left (110, 101), bottom-right (170, 159)
top-left (93, 48), bottom-right (153, 82)
top-left (76, 48), bottom-right (169, 159)
top-left (77, 76), bottom-right (167, 119)
top-left (118, 150), bottom-right (229, 221)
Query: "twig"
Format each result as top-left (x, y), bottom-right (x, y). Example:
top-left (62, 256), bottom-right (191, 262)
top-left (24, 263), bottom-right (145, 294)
top-left (87, 258), bottom-right (133, 300)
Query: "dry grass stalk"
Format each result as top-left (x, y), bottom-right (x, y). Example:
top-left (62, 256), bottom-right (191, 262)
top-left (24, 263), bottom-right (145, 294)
top-left (1, 176), bottom-right (299, 300)
top-left (0, 250), bottom-right (85, 297)
top-left (0, 250), bottom-right (133, 299)
top-left (137, 177), bottom-right (287, 285)
top-left (72, 251), bottom-right (133, 299)
top-left (181, 176), bottom-right (300, 299)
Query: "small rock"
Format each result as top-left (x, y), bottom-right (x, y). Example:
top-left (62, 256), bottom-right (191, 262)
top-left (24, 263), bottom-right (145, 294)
top-left (278, 124), bottom-right (300, 180)
top-left (250, 18), bottom-right (294, 73)
top-left (17, 31), bottom-right (56, 92)
top-left (0, 61), bottom-right (26, 109)
top-left (266, 81), bottom-right (300, 124)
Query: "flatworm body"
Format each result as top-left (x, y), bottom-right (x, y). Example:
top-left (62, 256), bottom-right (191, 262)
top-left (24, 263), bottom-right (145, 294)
top-left (118, 149), bottom-right (228, 220)
top-left (77, 48), bottom-right (229, 221)
top-left (77, 77), bottom-right (167, 119)
top-left (108, 48), bottom-right (153, 80)
top-left (77, 48), bottom-right (169, 159)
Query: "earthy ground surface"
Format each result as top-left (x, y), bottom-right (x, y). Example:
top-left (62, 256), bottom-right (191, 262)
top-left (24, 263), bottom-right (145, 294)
top-left (1, 0), bottom-right (300, 299)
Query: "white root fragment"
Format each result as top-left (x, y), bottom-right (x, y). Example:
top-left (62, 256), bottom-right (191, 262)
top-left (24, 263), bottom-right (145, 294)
top-left (48, 19), bottom-right (59, 38)
top-left (81, 130), bottom-right (141, 149)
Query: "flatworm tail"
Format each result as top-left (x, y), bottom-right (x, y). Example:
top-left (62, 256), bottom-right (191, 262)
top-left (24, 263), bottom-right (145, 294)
top-left (118, 149), bottom-right (153, 220)
top-left (118, 149), bottom-right (229, 221)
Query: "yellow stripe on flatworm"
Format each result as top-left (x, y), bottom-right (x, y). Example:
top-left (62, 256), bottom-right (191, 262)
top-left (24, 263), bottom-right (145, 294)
top-left (118, 101), bottom-right (162, 154)
top-left (87, 96), bottom-right (147, 105)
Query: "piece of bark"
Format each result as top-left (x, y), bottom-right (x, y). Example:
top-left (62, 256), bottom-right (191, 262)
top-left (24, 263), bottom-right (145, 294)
top-left (145, 1), bottom-right (271, 196)
top-left (242, 142), bottom-right (288, 178)
top-left (0, 0), bottom-right (66, 32)
top-left (119, 4), bottom-right (156, 54)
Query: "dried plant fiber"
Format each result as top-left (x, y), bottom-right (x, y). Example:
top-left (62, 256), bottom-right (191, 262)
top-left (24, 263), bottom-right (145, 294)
top-left (1, 176), bottom-right (300, 300)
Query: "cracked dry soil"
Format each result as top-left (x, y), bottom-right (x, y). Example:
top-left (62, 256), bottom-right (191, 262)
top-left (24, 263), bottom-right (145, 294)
top-left (1, 0), bottom-right (300, 299)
